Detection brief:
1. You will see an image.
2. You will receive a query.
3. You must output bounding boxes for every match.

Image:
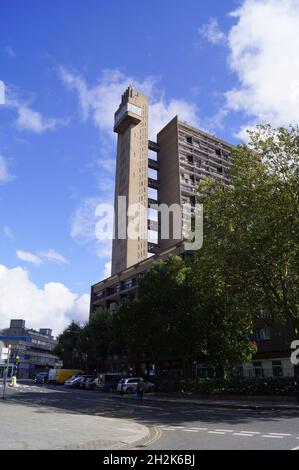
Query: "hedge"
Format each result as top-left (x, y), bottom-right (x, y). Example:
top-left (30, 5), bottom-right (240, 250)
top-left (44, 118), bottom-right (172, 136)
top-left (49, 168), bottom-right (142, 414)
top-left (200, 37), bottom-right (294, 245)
top-left (157, 377), bottom-right (296, 396)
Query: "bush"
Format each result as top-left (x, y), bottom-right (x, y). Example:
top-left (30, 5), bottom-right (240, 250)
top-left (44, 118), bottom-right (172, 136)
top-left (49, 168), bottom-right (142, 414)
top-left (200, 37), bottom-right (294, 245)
top-left (157, 377), bottom-right (296, 396)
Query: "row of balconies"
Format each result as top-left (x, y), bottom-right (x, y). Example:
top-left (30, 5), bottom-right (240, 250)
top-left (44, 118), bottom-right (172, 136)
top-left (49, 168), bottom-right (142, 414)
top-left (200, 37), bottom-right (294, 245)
top-left (94, 278), bottom-right (139, 301)
top-left (178, 132), bottom-right (231, 157)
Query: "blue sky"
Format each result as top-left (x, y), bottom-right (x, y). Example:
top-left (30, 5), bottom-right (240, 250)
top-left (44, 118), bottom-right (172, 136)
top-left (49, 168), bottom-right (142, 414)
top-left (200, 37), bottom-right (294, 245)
top-left (1, 0), bottom-right (299, 334)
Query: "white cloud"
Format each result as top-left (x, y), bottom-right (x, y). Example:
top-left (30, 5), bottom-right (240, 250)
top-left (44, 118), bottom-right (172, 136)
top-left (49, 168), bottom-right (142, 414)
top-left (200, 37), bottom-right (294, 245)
top-left (39, 249), bottom-right (70, 265)
top-left (199, 18), bottom-right (227, 45)
top-left (16, 250), bottom-right (42, 266)
top-left (0, 155), bottom-right (15, 184)
top-left (97, 158), bottom-right (115, 174)
top-left (71, 197), bottom-right (102, 241)
top-left (16, 105), bottom-right (66, 133)
top-left (71, 197), bottom-right (112, 260)
top-left (4, 90), bottom-right (68, 134)
top-left (3, 226), bottom-right (14, 239)
top-left (16, 249), bottom-right (70, 266)
top-left (4, 45), bottom-right (16, 58)
top-left (225, 0), bottom-right (299, 138)
top-left (102, 261), bottom-right (111, 279)
top-left (60, 67), bottom-right (200, 141)
top-left (0, 264), bottom-right (90, 335)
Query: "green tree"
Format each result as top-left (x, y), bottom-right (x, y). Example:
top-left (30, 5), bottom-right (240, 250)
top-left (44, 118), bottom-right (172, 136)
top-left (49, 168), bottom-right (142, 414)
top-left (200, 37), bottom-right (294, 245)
top-left (54, 321), bottom-right (85, 369)
top-left (197, 124), bottom-right (299, 333)
top-left (114, 256), bottom-right (254, 374)
top-left (85, 308), bottom-right (113, 370)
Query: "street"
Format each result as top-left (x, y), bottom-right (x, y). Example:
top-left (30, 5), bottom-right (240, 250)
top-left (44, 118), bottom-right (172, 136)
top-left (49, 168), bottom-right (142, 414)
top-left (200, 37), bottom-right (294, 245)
top-left (1, 381), bottom-right (299, 450)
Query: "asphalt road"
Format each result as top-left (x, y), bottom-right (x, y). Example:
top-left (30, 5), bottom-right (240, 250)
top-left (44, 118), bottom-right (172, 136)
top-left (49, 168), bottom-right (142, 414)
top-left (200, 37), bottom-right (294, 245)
top-left (1, 381), bottom-right (299, 450)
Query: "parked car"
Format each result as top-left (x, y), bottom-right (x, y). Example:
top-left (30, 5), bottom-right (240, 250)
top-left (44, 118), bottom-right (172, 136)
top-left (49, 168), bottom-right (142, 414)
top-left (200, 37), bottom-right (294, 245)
top-left (117, 377), bottom-right (155, 394)
top-left (84, 376), bottom-right (98, 390)
top-left (70, 376), bottom-right (86, 388)
top-left (96, 373), bottom-right (124, 392)
top-left (64, 375), bottom-right (83, 387)
top-left (34, 372), bottom-right (48, 384)
top-left (79, 375), bottom-right (96, 389)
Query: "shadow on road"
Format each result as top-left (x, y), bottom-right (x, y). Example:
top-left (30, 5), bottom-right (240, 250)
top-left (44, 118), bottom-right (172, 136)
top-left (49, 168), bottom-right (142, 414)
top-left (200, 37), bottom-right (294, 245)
top-left (2, 384), bottom-right (299, 429)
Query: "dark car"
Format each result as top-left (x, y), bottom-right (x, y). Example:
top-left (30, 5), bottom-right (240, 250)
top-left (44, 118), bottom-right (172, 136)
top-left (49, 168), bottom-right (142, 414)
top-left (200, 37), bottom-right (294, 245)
top-left (79, 375), bottom-right (96, 389)
top-left (96, 373), bottom-right (124, 392)
top-left (34, 372), bottom-right (48, 384)
top-left (84, 376), bottom-right (98, 390)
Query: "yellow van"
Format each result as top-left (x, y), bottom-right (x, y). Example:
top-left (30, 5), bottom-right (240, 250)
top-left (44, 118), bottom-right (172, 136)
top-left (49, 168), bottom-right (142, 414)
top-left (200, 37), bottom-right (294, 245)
top-left (48, 369), bottom-right (84, 384)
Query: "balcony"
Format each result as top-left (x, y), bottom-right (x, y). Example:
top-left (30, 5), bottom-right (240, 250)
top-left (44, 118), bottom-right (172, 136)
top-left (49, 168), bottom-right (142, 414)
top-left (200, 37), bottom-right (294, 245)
top-left (180, 180), bottom-right (197, 194)
top-left (148, 177), bottom-right (159, 190)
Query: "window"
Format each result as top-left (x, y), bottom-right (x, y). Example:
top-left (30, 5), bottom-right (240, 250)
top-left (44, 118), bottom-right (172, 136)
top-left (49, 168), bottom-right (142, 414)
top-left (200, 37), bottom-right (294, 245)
top-left (215, 148), bottom-right (221, 157)
top-left (255, 327), bottom-right (271, 340)
top-left (148, 168), bottom-right (158, 180)
top-left (148, 207), bottom-right (158, 221)
top-left (190, 196), bottom-right (196, 206)
top-left (148, 230), bottom-right (158, 244)
top-left (253, 361), bottom-right (264, 377)
top-left (149, 149), bottom-right (158, 161)
top-left (187, 155), bottom-right (194, 164)
top-left (122, 279), bottom-right (133, 290)
top-left (148, 187), bottom-right (158, 201)
top-left (186, 136), bottom-right (192, 145)
top-left (272, 360), bottom-right (283, 377)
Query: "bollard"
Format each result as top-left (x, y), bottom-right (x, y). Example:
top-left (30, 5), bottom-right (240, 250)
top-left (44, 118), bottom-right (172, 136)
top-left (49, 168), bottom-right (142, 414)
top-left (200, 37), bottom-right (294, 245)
top-left (11, 376), bottom-right (17, 387)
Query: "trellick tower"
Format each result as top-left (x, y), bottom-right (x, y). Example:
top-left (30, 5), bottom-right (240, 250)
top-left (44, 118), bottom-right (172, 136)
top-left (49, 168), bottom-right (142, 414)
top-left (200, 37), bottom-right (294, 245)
top-left (111, 87), bottom-right (149, 275)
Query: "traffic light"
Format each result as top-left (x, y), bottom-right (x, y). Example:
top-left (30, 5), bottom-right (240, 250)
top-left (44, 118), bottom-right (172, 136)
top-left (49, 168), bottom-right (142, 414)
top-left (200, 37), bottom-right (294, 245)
top-left (15, 356), bottom-right (20, 377)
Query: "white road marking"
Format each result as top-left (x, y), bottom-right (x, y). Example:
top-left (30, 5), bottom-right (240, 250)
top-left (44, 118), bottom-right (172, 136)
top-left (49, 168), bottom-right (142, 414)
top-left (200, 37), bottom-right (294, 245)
top-left (182, 429), bottom-right (200, 433)
top-left (158, 425), bottom-right (183, 429)
top-left (240, 431), bottom-right (260, 434)
top-left (215, 429), bottom-right (234, 433)
top-left (157, 425), bottom-right (294, 442)
top-left (188, 427), bottom-right (208, 431)
top-left (160, 427), bottom-right (178, 431)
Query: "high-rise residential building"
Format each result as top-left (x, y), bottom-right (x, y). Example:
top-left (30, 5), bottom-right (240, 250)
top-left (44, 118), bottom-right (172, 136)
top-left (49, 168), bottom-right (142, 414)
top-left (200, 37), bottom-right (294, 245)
top-left (112, 87), bottom-right (149, 275)
top-left (157, 116), bottom-right (231, 251)
top-left (91, 87), bottom-right (232, 313)
top-left (89, 87), bottom-right (295, 379)
top-left (111, 87), bottom-right (231, 274)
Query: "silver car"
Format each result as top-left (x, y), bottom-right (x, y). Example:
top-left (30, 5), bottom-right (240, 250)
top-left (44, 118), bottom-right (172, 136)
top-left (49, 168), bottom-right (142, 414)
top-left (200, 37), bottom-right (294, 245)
top-left (116, 377), bottom-right (155, 394)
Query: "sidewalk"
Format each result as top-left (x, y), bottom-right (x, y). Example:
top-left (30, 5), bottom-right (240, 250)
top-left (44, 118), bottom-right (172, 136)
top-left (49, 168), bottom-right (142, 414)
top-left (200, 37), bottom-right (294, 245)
top-left (112, 392), bottom-right (299, 410)
top-left (0, 387), bottom-right (150, 450)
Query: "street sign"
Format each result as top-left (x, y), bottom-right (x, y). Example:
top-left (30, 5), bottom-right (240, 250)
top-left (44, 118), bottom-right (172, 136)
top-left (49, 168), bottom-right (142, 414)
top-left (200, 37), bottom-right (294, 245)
top-left (1, 345), bottom-right (11, 399)
top-left (0, 347), bottom-right (9, 361)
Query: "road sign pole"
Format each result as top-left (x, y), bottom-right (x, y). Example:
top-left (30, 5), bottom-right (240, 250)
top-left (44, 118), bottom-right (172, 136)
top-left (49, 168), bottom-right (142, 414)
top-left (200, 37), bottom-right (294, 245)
top-left (1, 345), bottom-right (11, 400)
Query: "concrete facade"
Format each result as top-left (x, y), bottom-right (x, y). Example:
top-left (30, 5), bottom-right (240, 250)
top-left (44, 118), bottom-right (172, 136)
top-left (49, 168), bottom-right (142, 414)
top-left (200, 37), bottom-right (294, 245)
top-left (89, 87), bottom-right (295, 378)
top-left (0, 319), bottom-right (60, 379)
top-left (112, 87), bottom-right (149, 274)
